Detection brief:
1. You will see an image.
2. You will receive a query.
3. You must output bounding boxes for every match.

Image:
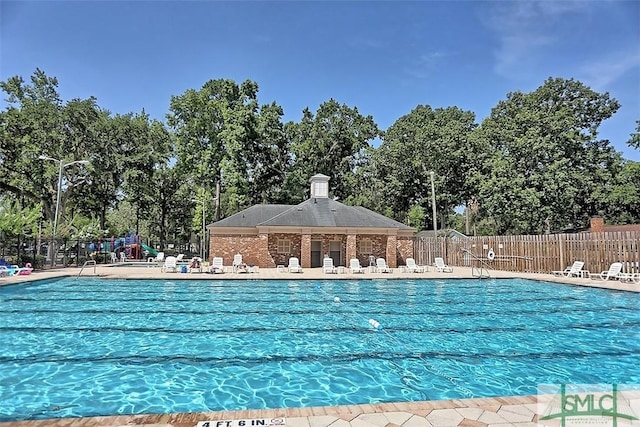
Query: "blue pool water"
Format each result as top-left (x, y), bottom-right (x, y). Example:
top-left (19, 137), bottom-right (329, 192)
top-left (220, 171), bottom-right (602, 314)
top-left (0, 277), bottom-right (638, 421)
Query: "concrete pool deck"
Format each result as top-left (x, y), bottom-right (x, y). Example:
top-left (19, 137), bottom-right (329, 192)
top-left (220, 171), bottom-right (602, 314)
top-left (0, 264), bottom-right (638, 427)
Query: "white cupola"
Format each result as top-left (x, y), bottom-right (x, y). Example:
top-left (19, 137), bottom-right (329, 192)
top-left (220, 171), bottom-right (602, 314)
top-left (309, 173), bottom-right (330, 199)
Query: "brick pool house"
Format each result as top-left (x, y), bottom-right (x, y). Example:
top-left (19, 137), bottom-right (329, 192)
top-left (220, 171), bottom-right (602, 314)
top-left (207, 174), bottom-right (416, 269)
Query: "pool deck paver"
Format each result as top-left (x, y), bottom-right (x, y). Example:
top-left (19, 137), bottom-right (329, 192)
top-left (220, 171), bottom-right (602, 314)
top-left (0, 265), bottom-right (637, 427)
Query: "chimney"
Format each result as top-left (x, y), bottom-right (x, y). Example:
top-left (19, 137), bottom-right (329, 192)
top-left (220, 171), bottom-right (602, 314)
top-left (590, 217), bottom-right (605, 233)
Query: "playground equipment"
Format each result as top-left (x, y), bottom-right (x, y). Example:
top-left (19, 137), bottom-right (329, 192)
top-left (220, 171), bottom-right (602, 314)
top-left (89, 234), bottom-right (157, 260)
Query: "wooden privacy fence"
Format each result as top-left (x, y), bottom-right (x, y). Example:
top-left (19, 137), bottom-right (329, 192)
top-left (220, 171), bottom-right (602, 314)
top-left (415, 232), bottom-right (640, 275)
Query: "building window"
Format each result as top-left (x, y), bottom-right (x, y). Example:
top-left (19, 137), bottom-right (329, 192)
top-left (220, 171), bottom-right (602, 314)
top-left (359, 239), bottom-right (372, 255)
top-left (313, 181), bottom-right (328, 197)
top-left (277, 239), bottom-right (291, 254)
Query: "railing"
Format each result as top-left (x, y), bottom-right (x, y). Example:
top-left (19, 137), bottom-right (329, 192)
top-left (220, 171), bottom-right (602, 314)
top-left (460, 248), bottom-right (491, 279)
top-left (77, 260), bottom-right (97, 278)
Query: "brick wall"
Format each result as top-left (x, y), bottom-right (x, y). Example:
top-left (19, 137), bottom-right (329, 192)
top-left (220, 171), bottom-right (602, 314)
top-left (397, 236), bottom-right (414, 266)
top-left (210, 234), bottom-right (264, 267)
top-left (210, 231), bottom-right (413, 268)
top-left (589, 217), bottom-right (605, 232)
top-left (267, 233), bottom-right (302, 267)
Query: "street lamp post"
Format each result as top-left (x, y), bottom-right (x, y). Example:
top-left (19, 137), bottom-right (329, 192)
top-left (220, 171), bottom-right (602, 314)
top-left (193, 195), bottom-right (218, 260)
top-left (39, 155), bottom-right (90, 265)
top-left (430, 171), bottom-right (437, 237)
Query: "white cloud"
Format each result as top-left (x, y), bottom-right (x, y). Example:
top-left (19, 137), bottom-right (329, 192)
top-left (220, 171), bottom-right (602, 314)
top-left (579, 51), bottom-right (640, 90)
top-left (483, 1), bottom-right (592, 79)
top-left (404, 51), bottom-right (446, 80)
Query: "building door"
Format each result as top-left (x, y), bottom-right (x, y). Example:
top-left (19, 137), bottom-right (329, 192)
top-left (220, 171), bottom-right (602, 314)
top-left (329, 241), bottom-right (342, 267)
top-left (311, 240), bottom-right (322, 268)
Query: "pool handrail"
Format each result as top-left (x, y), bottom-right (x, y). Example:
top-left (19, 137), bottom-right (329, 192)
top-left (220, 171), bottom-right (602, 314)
top-left (77, 260), bottom-right (97, 278)
top-left (460, 248), bottom-right (491, 279)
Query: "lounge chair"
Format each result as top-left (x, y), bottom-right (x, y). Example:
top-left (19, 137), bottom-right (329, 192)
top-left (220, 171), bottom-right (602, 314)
top-left (188, 257), bottom-right (202, 273)
top-left (349, 258), bottom-right (365, 274)
top-left (406, 257), bottom-right (425, 273)
top-left (617, 272), bottom-right (640, 284)
top-left (150, 252), bottom-right (165, 264)
top-left (589, 262), bottom-right (623, 281)
top-left (552, 261), bottom-right (585, 277)
top-left (208, 257), bottom-right (225, 274)
top-left (376, 258), bottom-right (392, 273)
top-left (176, 254), bottom-right (185, 264)
top-left (434, 257), bottom-right (453, 273)
top-left (288, 257), bottom-right (303, 273)
top-left (233, 254), bottom-right (248, 273)
top-left (161, 256), bottom-right (178, 272)
top-left (323, 257), bottom-right (337, 274)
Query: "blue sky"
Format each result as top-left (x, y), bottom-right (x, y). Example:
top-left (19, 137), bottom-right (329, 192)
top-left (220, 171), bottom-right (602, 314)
top-left (2, 1), bottom-right (639, 160)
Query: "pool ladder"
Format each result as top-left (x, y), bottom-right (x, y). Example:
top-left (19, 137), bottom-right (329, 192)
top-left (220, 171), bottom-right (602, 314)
top-left (77, 260), bottom-right (97, 278)
top-left (460, 248), bottom-right (491, 279)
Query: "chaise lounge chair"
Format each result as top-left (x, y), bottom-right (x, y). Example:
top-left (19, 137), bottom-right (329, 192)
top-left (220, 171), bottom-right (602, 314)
top-left (552, 261), bottom-right (586, 277)
top-left (589, 262), bottom-right (622, 281)
top-left (161, 256), bottom-right (178, 272)
top-left (434, 257), bottom-right (453, 273)
top-left (208, 257), bottom-right (225, 274)
top-left (288, 257), bottom-right (303, 273)
top-left (349, 258), bottom-right (365, 274)
top-left (406, 257), bottom-right (425, 273)
top-left (323, 257), bottom-right (337, 274)
top-left (376, 258), bottom-right (392, 273)
top-left (188, 257), bottom-right (202, 273)
top-left (150, 252), bottom-right (165, 265)
top-left (233, 253), bottom-right (248, 273)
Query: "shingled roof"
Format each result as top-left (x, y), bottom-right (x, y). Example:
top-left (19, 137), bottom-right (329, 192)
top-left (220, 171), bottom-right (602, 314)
top-left (210, 198), bottom-right (414, 230)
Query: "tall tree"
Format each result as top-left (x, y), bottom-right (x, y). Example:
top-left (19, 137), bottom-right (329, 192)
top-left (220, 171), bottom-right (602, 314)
top-left (475, 77), bottom-right (621, 234)
top-left (167, 78), bottom-right (261, 216)
top-left (372, 105), bottom-right (478, 228)
top-left (284, 99), bottom-right (380, 203)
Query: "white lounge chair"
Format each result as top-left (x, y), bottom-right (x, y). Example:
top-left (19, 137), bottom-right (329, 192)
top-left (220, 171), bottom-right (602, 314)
top-left (349, 258), bottom-right (365, 274)
top-left (376, 258), bottom-right (392, 273)
top-left (406, 257), bottom-right (425, 273)
top-left (208, 257), bottom-right (225, 274)
top-left (150, 251), bottom-right (165, 264)
top-left (552, 261), bottom-right (585, 277)
top-left (434, 257), bottom-right (453, 273)
top-left (323, 257), bottom-right (337, 274)
top-left (161, 256), bottom-right (178, 272)
top-left (589, 262), bottom-right (622, 281)
top-left (617, 272), bottom-right (640, 284)
top-left (288, 257), bottom-right (303, 273)
top-left (233, 253), bottom-right (248, 273)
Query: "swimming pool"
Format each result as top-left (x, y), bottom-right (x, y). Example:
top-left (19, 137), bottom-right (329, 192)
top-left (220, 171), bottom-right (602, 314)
top-left (0, 277), bottom-right (638, 421)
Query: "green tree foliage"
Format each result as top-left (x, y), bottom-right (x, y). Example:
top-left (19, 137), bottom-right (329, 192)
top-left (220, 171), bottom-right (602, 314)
top-left (599, 160), bottom-right (640, 224)
top-left (3, 68), bottom-right (638, 250)
top-left (284, 99), bottom-right (380, 203)
top-left (168, 79), bottom-right (256, 214)
top-left (475, 77), bottom-right (622, 234)
top-left (0, 199), bottom-right (41, 237)
top-left (373, 105), bottom-right (478, 228)
top-left (628, 120), bottom-right (640, 150)
top-left (406, 205), bottom-right (426, 231)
